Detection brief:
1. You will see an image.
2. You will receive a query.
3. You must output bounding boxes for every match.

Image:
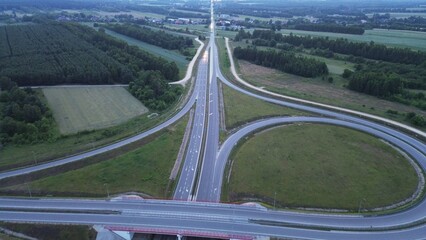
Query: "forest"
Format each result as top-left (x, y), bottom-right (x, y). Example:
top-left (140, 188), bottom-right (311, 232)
top-left (0, 77), bottom-right (54, 144)
top-left (62, 23), bottom-right (181, 110)
top-left (0, 24), bottom-right (132, 86)
top-left (129, 71), bottom-right (182, 111)
top-left (235, 29), bottom-right (426, 65)
top-left (63, 23), bottom-right (180, 82)
top-left (294, 24), bottom-right (365, 35)
top-left (233, 47), bottom-right (328, 78)
top-left (347, 72), bottom-right (402, 97)
top-left (103, 24), bottom-right (194, 51)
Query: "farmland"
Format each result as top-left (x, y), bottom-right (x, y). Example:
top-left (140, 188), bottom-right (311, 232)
top-left (278, 28), bottom-right (426, 51)
top-left (223, 124), bottom-right (419, 210)
top-left (42, 86), bottom-right (148, 134)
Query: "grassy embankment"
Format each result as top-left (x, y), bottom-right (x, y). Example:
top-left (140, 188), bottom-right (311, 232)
top-left (224, 38), bottom-right (426, 130)
top-left (0, 84), bottom-right (184, 171)
top-left (215, 37), bottom-right (310, 129)
top-left (223, 124), bottom-right (420, 210)
top-left (0, 223), bottom-right (95, 240)
top-left (222, 85), bottom-right (308, 129)
top-left (1, 115), bottom-right (188, 198)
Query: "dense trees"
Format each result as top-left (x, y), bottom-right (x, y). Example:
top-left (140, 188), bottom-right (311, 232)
top-left (348, 72), bottom-right (402, 97)
top-left (0, 77), bottom-right (54, 144)
top-left (234, 47), bottom-right (328, 78)
top-left (62, 23), bottom-right (180, 82)
top-left (294, 24), bottom-right (365, 35)
top-left (0, 24), bottom-right (132, 86)
top-left (103, 24), bottom-right (194, 50)
top-left (129, 71), bottom-right (182, 111)
top-left (279, 33), bottom-right (426, 65)
top-left (235, 29), bottom-right (426, 65)
top-left (63, 23), bottom-right (181, 109)
top-left (0, 23), bottom-right (181, 87)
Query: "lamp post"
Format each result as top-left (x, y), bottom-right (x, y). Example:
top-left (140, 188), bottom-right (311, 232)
top-left (104, 183), bottom-right (110, 198)
top-left (32, 151), bottom-right (37, 165)
top-left (274, 191), bottom-right (277, 210)
top-left (27, 184), bottom-right (32, 198)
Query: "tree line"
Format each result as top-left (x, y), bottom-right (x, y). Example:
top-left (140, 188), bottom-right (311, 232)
top-left (63, 23), bottom-right (181, 110)
top-left (0, 77), bottom-right (54, 145)
top-left (103, 23), bottom-right (194, 51)
top-left (0, 24), bottom-right (133, 86)
top-left (63, 23), bottom-right (180, 82)
top-left (234, 46), bottom-right (328, 78)
top-left (294, 24), bottom-right (365, 35)
top-left (347, 72), bottom-right (402, 97)
top-left (234, 29), bottom-right (426, 65)
top-left (129, 71), bottom-right (182, 111)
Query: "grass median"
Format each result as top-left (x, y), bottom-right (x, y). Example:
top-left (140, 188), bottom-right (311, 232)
top-left (222, 84), bottom-right (308, 129)
top-left (223, 124), bottom-right (420, 211)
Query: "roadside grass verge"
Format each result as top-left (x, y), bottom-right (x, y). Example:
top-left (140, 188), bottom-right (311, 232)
top-left (234, 58), bottom-right (426, 131)
top-left (0, 84), bottom-right (185, 171)
top-left (223, 124), bottom-right (420, 210)
top-left (222, 84), bottom-right (308, 129)
top-left (0, 115), bottom-right (188, 198)
top-left (43, 86), bottom-right (148, 135)
top-left (0, 223), bottom-right (95, 240)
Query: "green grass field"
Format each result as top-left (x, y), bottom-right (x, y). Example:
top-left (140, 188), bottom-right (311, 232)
top-left (2, 115), bottom-right (188, 198)
top-left (43, 86), bottom-right (148, 134)
top-left (299, 53), bottom-right (355, 75)
top-left (103, 29), bottom-right (190, 75)
top-left (222, 84), bottom-right (308, 129)
top-left (224, 124), bottom-right (419, 210)
top-left (278, 28), bottom-right (426, 51)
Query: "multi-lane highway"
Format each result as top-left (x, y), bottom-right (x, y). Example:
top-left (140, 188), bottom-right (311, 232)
top-left (174, 51), bottom-right (209, 201)
top-left (1, 0), bottom-right (426, 239)
top-left (195, 6), bottom-right (221, 202)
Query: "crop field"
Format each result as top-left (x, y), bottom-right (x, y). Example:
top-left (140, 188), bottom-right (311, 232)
top-left (278, 28), bottom-right (426, 51)
top-left (42, 86), bottom-right (148, 134)
top-left (104, 28), bottom-right (190, 75)
top-left (224, 124), bottom-right (419, 210)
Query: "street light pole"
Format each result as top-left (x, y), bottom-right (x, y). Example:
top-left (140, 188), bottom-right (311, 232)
top-left (27, 184), bottom-right (32, 198)
top-left (32, 151), bottom-right (37, 165)
top-left (104, 183), bottom-right (110, 198)
top-left (274, 191), bottom-right (277, 209)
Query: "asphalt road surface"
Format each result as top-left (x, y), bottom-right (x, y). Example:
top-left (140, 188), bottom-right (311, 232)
top-left (0, 0), bottom-right (426, 239)
top-left (173, 51), bottom-right (209, 201)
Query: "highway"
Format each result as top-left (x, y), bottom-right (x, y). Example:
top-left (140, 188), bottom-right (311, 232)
top-left (195, 5), bottom-right (221, 202)
top-left (173, 51), bottom-right (209, 200)
top-left (0, 0), bottom-right (426, 239)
